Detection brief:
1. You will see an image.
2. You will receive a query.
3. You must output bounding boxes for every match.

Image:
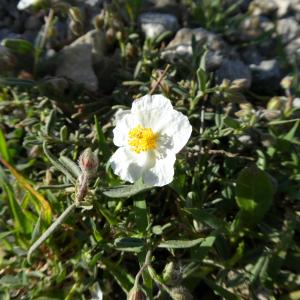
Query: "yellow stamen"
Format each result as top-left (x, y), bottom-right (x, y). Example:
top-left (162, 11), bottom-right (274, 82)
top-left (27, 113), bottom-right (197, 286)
top-left (128, 125), bottom-right (157, 153)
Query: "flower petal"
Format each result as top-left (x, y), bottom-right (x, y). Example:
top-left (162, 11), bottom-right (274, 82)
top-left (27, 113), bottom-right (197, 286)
top-left (158, 109), bottom-right (192, 154)
top-left (113, 113), bottom-right (138, 147)
top-left (114, 109), bottom-right (131, 125)
top-left (143, 151), bottom-right (176, 186)
top-left (109, 148), bottom-right (155, 183)
top-left (132, 94), bottom-right (173, 129)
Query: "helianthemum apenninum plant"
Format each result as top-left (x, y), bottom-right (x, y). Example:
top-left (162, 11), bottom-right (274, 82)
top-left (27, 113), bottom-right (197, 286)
top-left (1, 1), bottom-right (300, 299)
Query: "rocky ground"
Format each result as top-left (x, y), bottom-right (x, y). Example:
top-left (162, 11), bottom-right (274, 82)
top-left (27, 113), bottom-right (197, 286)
top-left (0, 0), bottom-right (300, 96)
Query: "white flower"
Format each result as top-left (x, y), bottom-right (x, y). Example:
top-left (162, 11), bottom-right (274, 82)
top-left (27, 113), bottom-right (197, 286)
top-left (109, 94), bottom-right (192, 187)
top-left (17, 0), bottom-right (39, 10)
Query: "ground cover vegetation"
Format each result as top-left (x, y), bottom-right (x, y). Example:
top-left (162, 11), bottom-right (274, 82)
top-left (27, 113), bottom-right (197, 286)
top-left (0, 0), bottom-right (300, 299)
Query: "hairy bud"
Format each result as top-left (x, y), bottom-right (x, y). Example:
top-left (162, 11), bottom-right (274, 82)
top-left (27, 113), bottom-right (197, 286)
top-left (78, 148), bottom-right (99, 177)
top-left (127, 286), bottom-right (146, 300)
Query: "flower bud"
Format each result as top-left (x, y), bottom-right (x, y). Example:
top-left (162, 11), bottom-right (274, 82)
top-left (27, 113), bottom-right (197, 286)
top-left (229, 79), bottom-right (249, 91)
top-left (280, 76), bottom-right (293, 90)
top-left (127, 286), bottom-right (146, 300)
top-left (170, 286), bottom-right (193, 300)
top-left (267, 97), bottom-right (283, 111)
top-left (78, 148), bottom-right (99, 177)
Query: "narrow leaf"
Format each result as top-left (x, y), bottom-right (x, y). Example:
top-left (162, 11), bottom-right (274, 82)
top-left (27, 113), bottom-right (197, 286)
top-left (59, 155), bottom-right (81, 179)
top-left (94, 115), bottom-right (110, 161)
top-left (0, 157), bottom-right (52, 223)
top-left (43, 142), bottom-right (76, 184)
top-left (158, 237), bottom-right (204, 249)
top-left (102, 259), bottom-right (134, 293)
top-left (2, 38), bottom-right (34, 55)
top-left (27, 203), bottom-right (76, 263)
top-left (2, 182), bottom-right (31, 235)
top-left (184, 208), bottom-right (228, 232)
top-left (0, 128), bottom-right (10, 162)
top-left (133, 198), bottom-right (148, 233)
top-left (114, 237), bottom-right (144, 252)
top-left (103, 181), bottom-right (152, 198)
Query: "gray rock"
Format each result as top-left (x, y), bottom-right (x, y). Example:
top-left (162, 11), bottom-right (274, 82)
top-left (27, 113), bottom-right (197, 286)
top-left (141, 0), bottom-right (182, 17)
top-left (277, 17), bottom-right (300, 45)
top-left (0, 45), bottom-right (14, 73)
top-left (56, 29), bottom-right (107, 92)
top-left (274, 0), bottom-right (300, 17)
top-left (0, 29), bottom-right (21, 41)
top-left (138, 12), bottom-right (179, 39)
top-left (240, 46), bottom-right (263, 65)
top-left (250, 59), bottom-right (281, 93)
top-left (274, 0), bottom-right (291, 17)
top-left (238, 16), bottom-right (274, 42)
top-left (250, 0), bottom-right (278, 16)
top-left (161, 27), bottom-right (229, 70)
top-left (83, 0), bottom-right (103, 6)
top-left (215, 59), bottom-right (252, 88)
top-left (56, 43), bottom-right (97, 91)
top-left (94, 55), bottom-right (118, 93)
top-left (25, 15), bottom-right (42, 31)
top-left (285, 37), bottom-right (300, 62)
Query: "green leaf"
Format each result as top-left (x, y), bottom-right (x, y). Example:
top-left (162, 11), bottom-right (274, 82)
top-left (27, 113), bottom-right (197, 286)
top-left (1, 179), bottom-right (31, 235)
top-left (44, 109), bottom-right (56, 136)
top-left (0, 128), bottom-right (10, 162)
top-left (43, 142), bottom-right (76, 184)
top-left (114, 237), bottom-right (144, 252)
top-left (0, 157), bottom-right (52, 224)
top-left (31, 212), bottom-right (43, 243)
top-left (283, 120), bottom-right (300, 142)
top-left (0, 77), bottom-right (35, 87)
top-left (233, 164), bottom-right (274, 230)
top-left (197, 67), bottom-right (208, 93)
top-left (103, 181), bottom-right (152, 198)
top-left (184, 208), bottom-right (228, 232)
top-left (94, 115), bottom-right (110, 161)
top-left (0, 274), bottom-right (28, 288)
top-left (102, 259), bottom-right (134, 293)
top-left (133, 198), bottom-right (148, 234)
top-left (96, 203), bottom-right (118, 225)
top-left (248, 251), bottom-right (270, 284)
top-left (224, 117), bottom-right (241, 130)
top-left (2, 38), bottom-right (34, 55)
top-left (192, 235), bottom-right (216, 261)
top-left (27, 203), bottom-right (76, 263)
top-left (158, 237), bottom-right (204, 249)
top-left (0, 230), bottom-right (14, 240)
top-left (204, 278), bottom-right (239, 300)
top-left (59, 155), bottom-right (81, 179)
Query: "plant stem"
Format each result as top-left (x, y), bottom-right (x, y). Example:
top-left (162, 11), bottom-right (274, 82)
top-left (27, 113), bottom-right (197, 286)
top-left (27, 203), bottom-right (76, 263)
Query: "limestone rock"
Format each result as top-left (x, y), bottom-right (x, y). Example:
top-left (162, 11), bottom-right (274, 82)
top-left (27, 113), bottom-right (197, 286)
top-left (56, 29), bottom-right (106, 92)
top-left (250, 59), bottom-right (281, 94)
top-left (138, 12), bottom-right (179, 39)
top-left (161, 27), bottom-right (229, 70)
top-left (277, 17), bottom-right (300, 45)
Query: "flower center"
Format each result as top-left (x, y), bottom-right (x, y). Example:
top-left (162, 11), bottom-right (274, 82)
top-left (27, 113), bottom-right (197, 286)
top-left (128, 125), bottom-right (157, 153)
